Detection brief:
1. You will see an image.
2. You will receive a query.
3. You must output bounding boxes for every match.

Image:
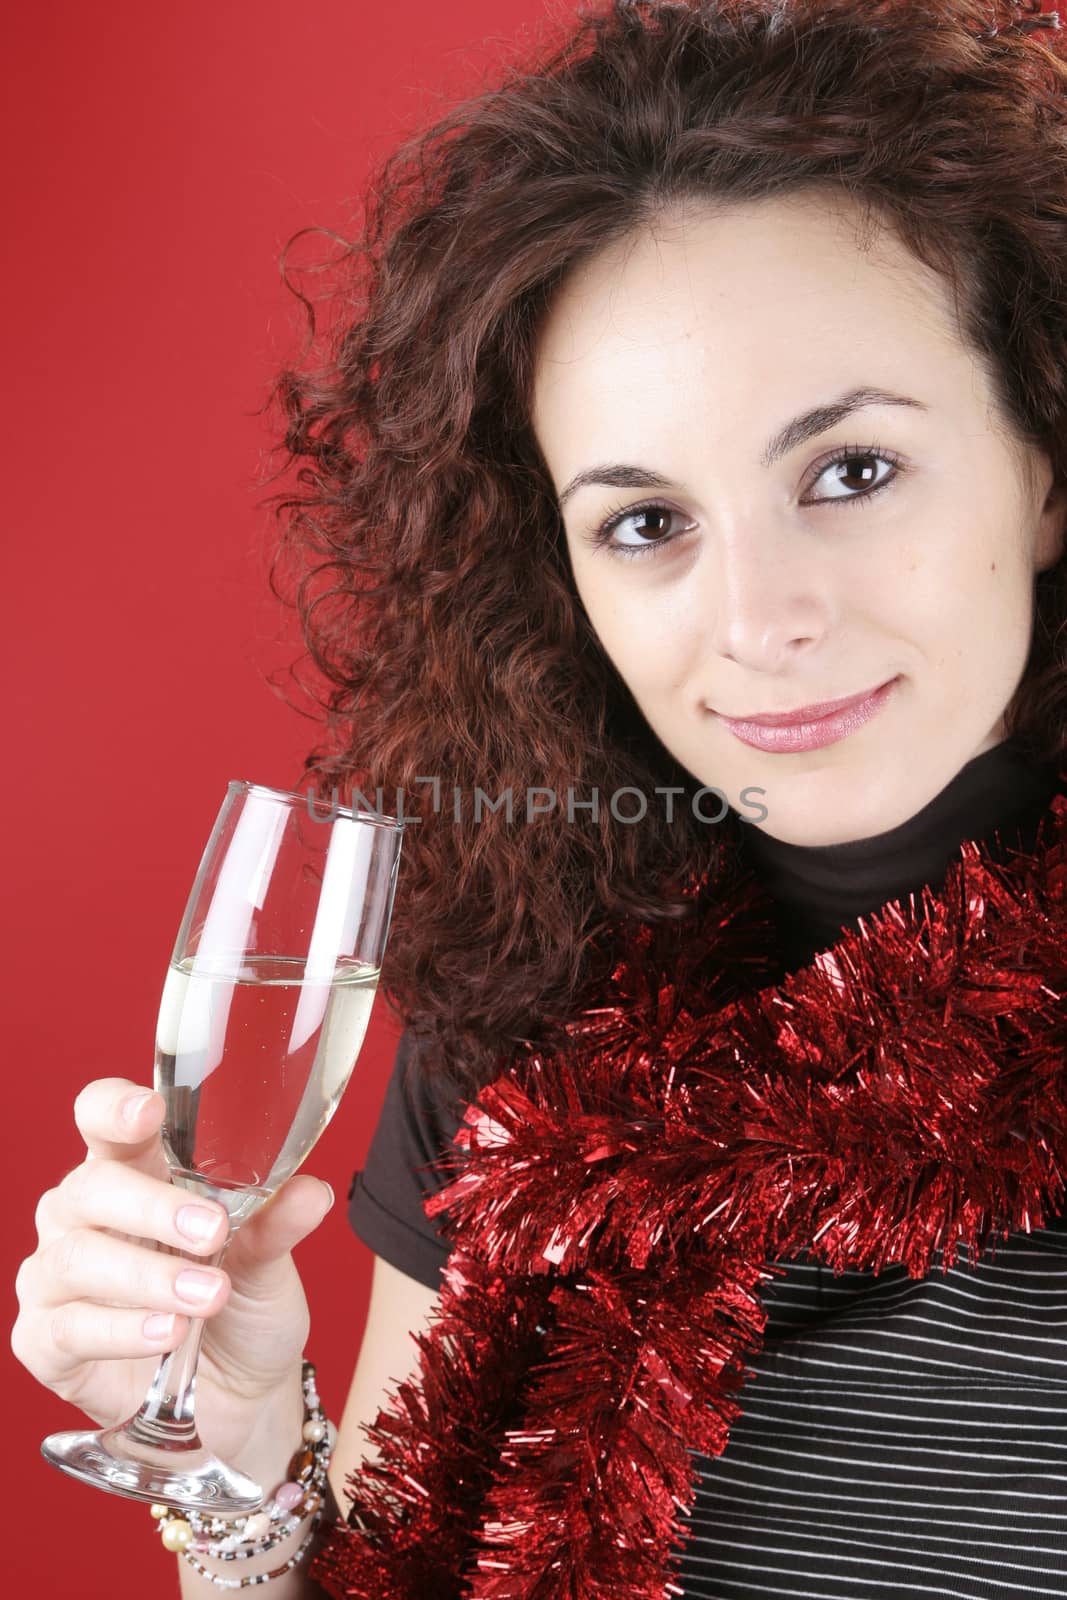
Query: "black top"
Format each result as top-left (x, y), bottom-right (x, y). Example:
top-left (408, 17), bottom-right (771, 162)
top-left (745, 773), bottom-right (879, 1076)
top-left (346, 735), bottom-right (1067, 1598)
top-left (346, 1027), bottom-right (465, 1292)
top-left (348, 735), bottom-right (1059, 1283)
top-left (738, 736), bottom-right (1058, 974)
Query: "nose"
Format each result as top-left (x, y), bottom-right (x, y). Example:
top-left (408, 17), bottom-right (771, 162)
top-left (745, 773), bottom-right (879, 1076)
top-left (709, 522), bottom-right (833, 671)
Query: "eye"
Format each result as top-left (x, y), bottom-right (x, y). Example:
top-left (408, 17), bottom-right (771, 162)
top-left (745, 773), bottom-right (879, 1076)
top-left (589, 501), bottom-right (696, 560)
top-left (803, 444), bottom-right (903, 507)
top-left (587, 443), bottom-right (905, 561)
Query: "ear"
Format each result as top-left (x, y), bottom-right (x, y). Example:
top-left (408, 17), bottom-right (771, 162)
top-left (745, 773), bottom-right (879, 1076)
top-left (1034, 477), bottom-right (1067, 574)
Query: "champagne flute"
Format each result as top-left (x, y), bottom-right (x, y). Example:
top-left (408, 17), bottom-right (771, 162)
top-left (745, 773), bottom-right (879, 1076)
top-left (41, 778), bottom-right (404, 1512)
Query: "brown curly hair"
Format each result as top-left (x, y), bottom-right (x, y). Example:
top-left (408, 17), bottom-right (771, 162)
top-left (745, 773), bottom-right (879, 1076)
top-left (259, 0), bottom-right (1067, 1096)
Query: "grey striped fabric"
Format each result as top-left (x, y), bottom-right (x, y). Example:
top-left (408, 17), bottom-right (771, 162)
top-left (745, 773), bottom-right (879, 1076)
top-left (675, 1217), bottom-right (1067, 1597)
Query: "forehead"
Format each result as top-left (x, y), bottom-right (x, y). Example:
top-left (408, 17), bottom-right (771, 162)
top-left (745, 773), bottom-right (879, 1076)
top-left (529, 192), bottom-right (978, 451)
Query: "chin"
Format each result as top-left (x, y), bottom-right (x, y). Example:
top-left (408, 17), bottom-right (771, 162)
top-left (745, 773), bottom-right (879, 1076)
top-left (752, 765), bottom-right (915, 848)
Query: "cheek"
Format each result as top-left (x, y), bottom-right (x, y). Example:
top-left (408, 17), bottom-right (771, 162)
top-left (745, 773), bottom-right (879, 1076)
top-left (897, 522), bottom-right (1035, 676)
top-left (575, 567), bottom-right (703, 694)
top-left (882, 512), bottom-right (1021, 611)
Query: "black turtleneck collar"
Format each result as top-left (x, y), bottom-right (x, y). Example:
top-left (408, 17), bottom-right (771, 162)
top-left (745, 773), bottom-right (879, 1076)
top-left (735, 737), bottom-right (1060, 975)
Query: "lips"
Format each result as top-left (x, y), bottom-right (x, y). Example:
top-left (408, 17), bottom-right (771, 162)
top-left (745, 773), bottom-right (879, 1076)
top-left (718, 680), bottom-right (895, 727)
top-left (711, 676), bottom-right (900, 754)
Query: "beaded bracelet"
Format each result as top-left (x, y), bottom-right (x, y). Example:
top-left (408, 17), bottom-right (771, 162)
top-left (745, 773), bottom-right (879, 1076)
top-left (173, 1516), bottom-right (323, 1591)
top-left (151, 1359), bottom-right (335, 1589)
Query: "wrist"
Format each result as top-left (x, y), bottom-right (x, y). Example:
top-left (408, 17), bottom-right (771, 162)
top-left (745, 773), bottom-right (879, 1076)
top-left (229, 1363), bottom-right (307, 1490)
top-left (158, 1359), bottom-right (335, 1589)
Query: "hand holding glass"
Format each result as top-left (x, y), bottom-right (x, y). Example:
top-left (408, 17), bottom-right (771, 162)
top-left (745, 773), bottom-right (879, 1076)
top-left (40, 779), bottom-right (403, 1512)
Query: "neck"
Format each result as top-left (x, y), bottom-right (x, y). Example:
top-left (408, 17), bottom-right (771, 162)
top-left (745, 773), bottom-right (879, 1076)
top-left (735, 737), bottom-right (1059, 974)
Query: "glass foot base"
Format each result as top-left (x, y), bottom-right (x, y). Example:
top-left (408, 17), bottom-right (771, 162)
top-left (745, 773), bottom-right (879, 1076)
top-left (41, 1423), bottom-right (265, 1513)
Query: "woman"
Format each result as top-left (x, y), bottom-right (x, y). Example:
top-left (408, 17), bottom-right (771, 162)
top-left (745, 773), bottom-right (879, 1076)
top-left (14, 0), bottom-right (1067, 1593)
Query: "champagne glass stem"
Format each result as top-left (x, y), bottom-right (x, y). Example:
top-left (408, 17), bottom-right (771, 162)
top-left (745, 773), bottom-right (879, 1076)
top-left (123, 1235), bottom-right (232, 1450)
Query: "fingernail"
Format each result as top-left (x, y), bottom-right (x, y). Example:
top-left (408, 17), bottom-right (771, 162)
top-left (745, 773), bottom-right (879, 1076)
top-left (121, 1091), bottom-right (154, 1126)
top-left (144, 1313), bottom-right (175, 1340)
top-left (321, 1181), bottom-right (334, 1210)
top-left (176, 1205), bottom-right (221, 1242)
top-left (175, 1269), bottom-right (222, 1305)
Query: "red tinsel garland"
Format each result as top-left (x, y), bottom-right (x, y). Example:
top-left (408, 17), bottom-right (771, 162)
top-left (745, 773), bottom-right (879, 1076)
top-left (310, 779), bottom-right (1067, 1598)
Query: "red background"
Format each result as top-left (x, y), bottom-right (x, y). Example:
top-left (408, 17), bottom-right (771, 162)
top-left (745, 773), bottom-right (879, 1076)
top-left (2, 2), bottom-right (547, 1592)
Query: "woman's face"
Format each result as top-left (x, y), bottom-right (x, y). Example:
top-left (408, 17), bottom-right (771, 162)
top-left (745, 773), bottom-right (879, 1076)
top-left (529, 191), bottom-right (1067, 846)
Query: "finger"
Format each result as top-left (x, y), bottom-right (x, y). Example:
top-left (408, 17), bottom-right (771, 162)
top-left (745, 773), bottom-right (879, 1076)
top-left (72, 1077), bottom-right (168, 1169)
top-left (29, 1299), bottom-right (191, 1383)
top-left (228, 1175), bottom-right (334, 1270)
top-left (23, 1227), bottom-right (231, 1316)
top-left (42, 1159), bottom-right (228, 1257)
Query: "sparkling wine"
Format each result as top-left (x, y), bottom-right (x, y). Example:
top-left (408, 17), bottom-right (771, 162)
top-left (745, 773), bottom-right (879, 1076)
top-left (154, 954), bottom-right (379, 1226)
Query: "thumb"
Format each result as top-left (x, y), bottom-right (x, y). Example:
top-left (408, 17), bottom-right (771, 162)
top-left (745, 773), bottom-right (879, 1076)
top-left (227, 1176), bottom-right (335, 1268)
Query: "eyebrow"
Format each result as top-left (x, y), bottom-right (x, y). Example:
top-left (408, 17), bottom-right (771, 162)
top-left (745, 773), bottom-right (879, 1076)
top-left (554, 386), bottom-right (929, 510)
